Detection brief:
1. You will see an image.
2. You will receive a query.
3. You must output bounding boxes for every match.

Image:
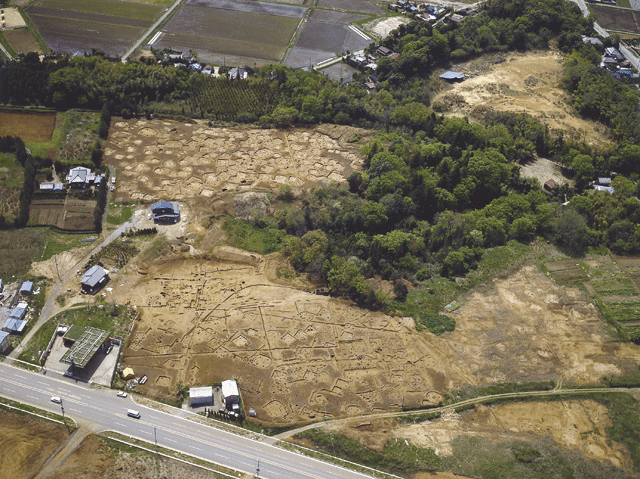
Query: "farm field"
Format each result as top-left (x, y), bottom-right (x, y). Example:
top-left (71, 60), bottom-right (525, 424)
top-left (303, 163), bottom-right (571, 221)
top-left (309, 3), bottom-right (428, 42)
top-left (29, 196), bottom-right (97, 231)
top-left (27, 0), bottom-right (163, 57)
top-left (0, 152), bottom-right (24, 222)
top-left (103, 118), bottom-right (363, 202)
top-left (285, 10), bottom-right (373, 67)
top-left (317, 0), bottom-right (385, 14)
top-left (590, 5), bottom-right (640, 33)
top-left (3, 28), bottom-right (41, 55)
top-left (155, 4), bottom-right (302, 64)
top-left (0, 109), bottom-right (56, 142)
top-left (434, 50), bottom-right (611, 146)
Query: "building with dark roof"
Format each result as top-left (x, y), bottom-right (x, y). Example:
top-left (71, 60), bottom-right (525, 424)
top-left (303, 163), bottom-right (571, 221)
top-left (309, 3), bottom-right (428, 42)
top-left (60, 325), bottom-right (110, 370)
top-left (81, 265), bottom-right (109, 295)
top-left (151, 201), bottom-right (180, 223)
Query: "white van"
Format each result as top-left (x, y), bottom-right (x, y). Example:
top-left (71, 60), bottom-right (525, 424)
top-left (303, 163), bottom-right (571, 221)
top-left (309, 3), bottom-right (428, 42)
top-left (127, 409), bottom-right (141, 419)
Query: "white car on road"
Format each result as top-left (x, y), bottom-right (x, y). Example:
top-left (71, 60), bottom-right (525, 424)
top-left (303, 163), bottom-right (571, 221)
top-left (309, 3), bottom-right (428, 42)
top-left (117, 391), bottom-right (127, 398)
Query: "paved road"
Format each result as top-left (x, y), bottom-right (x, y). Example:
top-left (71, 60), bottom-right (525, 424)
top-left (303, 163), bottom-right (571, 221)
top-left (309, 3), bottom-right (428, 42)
top-left (9, 218), bottom-right (134, 361)
top-left (0, 362), bottom-right (379, 479)
top-left (121, 0), bottom-right (182, 62)
top-left (0, 41), bottom-right (13, 61)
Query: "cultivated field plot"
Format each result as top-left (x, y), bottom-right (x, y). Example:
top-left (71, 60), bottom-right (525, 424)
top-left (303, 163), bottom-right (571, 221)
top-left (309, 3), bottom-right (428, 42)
top-left (27, 0), bottom-right (163, 57)
top-left (317, 0), bottom-right (384, 14)
top-left (29, 196), bottom-right (96, 230)
top-left (120, 250), bottom-right (456, 422)
top-left (0, 109), bottom-right (55, 142)
top-left (285, 10), bottom-right (373, 67)
top-left (29, 197), bottom-right (65, 227)
top-left (3, 28), bottom-right (41, 55)
top-left (103, 118), bottom-right (363, 202)
top-left (155, 1), bottom-right (303, 64)
top-left (434, 51), bottom-right (610, 146)
top-left (590, 5), bottom-right (640, 33)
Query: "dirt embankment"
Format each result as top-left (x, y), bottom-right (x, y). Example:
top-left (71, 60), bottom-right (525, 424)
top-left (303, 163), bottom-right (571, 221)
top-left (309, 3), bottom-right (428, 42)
top-left (0, 411), bottom-right (69, 479)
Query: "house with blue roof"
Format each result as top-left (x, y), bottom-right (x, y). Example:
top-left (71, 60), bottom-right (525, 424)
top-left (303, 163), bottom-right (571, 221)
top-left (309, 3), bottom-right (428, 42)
top-left (0, 331), bottom-right (11, 352)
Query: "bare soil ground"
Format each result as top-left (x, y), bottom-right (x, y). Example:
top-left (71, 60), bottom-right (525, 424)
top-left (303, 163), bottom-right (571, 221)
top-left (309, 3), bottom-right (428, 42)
top-left (519, 157), bottom-right (570, 188)
top-left (0, 410), bottom-right (69, 479)
top-left (0, 7), bottom-right (27, 28)
top-left (362, 16), bottom-right (410, 38)
top-left (104, 119), bottom-right (367, 203)
top-left (118, 247), bottom-right (456, 422)
top-left (111, 245), bottom-right (640, 424)
top-left (340, 399), bottom-right (632, 473)
top-left (434, 51), bottom-right (610, 146)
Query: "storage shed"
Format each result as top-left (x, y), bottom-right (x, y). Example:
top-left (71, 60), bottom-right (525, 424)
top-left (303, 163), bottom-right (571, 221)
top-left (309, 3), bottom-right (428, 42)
top-left (20, 281), bottom-right (33, 295)
top-left (0, 331), bottom-right (11, 352)
top-left (189, 386), bottom-right (214, 407)
top-left (221, 379), bottom-right (240, 408)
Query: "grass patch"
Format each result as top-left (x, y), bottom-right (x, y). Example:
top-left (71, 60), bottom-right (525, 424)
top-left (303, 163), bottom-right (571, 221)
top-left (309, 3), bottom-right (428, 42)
top-left (414, 311), bottom-right (455, 334)
top-left (106, 204), bottom-right (133, 225)
top-left (475, 240), bottom-right (531, 279)
top-left (452, 381), bottom-right (556, 401)
top-left (0, 228), bottom-right (47, 277)
top-left (295, 429), bottom-right (441, 475)
top-left (40, 230), bottom-right (92, 261)
top-left (25, 123), bottom-right (63, 159)
top-left (139, 236), bottom-right (171, 264)
top-left (223, 218), bottom-right (285, 255)
top-left (16, 317), bottom-right (57, 365)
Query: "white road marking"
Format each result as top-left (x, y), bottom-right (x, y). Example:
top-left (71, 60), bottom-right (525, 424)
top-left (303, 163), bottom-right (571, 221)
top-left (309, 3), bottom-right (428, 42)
top-left (349, 25), bottom-right (370, 40)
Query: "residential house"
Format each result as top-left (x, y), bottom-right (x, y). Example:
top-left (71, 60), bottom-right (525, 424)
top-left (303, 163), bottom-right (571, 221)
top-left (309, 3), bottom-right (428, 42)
top-left (228, 67), bottom-right (248, 80)
top-left (150, 201), bottom-right (180, 223)
top-left (66, 166), bottom-right (95, 189)
top-left (80, 265), bottom-right (109, 295)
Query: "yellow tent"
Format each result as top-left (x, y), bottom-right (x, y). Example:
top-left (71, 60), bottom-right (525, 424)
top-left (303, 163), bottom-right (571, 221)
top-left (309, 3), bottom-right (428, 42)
top-left (122, 367), bottom-right (135, 380)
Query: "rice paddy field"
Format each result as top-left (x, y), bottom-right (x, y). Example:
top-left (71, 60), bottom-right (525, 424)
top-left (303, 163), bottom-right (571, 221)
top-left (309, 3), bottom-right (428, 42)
top-left (154, 0), bottom-right (303, 64)
top-left (27, 0), bottom-right (164, 56)
top-left (0, 109), bottom-right (56, 143)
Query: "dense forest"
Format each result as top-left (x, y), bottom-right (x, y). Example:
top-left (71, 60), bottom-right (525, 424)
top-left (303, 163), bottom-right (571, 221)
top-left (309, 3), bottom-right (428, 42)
top-left (2, 0), bottom-right (640, 338)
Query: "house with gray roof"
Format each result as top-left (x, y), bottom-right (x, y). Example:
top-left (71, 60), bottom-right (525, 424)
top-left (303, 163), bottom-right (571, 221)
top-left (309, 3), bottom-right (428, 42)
top-left (0, 331), bottom-right (11, 352)
top-left (66, 167), bottom-right (95, 189)
top-left (81, 265), bottom-right (109, 295)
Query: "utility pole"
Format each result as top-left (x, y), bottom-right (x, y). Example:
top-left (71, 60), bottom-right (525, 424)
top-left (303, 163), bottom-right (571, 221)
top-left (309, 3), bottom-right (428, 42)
top-left (60, 398), bottom-right (65, 425)
top-left (154, 427), bottom-right (158, 455)
top-left (55, 255), bottom-right (61, 282)
top-left (255, 460), bottom-right (260, 479)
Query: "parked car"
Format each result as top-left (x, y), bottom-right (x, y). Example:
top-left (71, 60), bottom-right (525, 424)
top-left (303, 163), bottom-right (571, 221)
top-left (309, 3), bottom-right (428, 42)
top-left (50, 396), bottom-right (62, 404)
top-left (117, 391), bottom-right (127, 398)
top-left (106, 345), bottom-right (113, 354)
